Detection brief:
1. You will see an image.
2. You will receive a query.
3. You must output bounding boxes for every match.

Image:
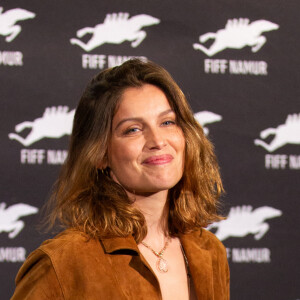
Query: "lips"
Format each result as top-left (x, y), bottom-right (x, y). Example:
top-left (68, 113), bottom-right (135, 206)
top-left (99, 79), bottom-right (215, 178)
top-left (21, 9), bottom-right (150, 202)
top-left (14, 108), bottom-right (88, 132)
top-left (142, 154), bottom-right (173, 165)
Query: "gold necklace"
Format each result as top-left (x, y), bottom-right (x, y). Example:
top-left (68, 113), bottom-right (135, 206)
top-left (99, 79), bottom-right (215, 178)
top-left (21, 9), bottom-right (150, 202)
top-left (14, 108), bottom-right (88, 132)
top-left (141, 238), bottom-right (170, 273)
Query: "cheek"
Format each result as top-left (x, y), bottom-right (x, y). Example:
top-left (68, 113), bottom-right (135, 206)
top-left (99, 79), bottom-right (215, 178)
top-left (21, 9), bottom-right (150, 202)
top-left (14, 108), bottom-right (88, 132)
top-left (175, 131), bottom-right (186, 168)
top-left (180, 143), bottom-right (186, 170)
top-left (109, 139), bottom-right (140, 168)
top-left (173, 129), bottom-right (186, 153)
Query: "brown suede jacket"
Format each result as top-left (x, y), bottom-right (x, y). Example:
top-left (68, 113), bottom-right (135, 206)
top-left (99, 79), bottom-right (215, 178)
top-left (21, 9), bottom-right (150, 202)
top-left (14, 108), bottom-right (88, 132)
top-left (11, 228), bottom-right (229, 300)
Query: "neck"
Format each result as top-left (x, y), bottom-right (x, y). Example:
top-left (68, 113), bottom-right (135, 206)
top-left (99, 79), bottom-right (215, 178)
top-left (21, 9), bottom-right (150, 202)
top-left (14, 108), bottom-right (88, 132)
top-left (129, 190), bottom-right (170, 245)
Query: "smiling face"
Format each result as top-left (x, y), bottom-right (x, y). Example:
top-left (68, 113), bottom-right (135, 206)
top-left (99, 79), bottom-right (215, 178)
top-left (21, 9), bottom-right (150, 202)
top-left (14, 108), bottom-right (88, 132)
top-left (107, 84), bottom-right (185, 195)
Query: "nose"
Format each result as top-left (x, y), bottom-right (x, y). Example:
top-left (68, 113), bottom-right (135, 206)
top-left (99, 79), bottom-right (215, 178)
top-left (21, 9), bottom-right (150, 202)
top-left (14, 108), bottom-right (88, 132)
top-left (144, 127), bottom-right (167, 150)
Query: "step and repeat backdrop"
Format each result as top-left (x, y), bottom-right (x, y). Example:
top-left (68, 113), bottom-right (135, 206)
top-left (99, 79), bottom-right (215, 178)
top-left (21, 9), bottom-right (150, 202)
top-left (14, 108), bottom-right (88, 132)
top-left (0, 0), bottom-right (299, 299)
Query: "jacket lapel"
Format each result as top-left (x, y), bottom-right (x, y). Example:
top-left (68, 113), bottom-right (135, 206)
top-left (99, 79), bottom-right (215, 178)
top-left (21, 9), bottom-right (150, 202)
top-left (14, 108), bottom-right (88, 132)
top-left (100, 232), bottom-right (214, 299)
top-left (179, 231), bottom-right (214, 300)
top-left (100, 235), bottom-right (161, 298)
top-left (100, 235), bottom-right (158, 276)
top-left (100, 235), bottom-right (139, 253)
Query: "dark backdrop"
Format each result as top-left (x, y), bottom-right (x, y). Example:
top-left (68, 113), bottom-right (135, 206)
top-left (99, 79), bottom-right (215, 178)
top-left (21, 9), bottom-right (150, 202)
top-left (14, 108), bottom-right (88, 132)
top-left (1, 1), bottom-right (299, 299)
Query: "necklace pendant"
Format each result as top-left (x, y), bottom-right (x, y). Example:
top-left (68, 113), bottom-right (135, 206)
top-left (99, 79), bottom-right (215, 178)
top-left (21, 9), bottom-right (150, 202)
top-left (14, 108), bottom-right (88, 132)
top-left (157, 257), bottom-right (168, 273)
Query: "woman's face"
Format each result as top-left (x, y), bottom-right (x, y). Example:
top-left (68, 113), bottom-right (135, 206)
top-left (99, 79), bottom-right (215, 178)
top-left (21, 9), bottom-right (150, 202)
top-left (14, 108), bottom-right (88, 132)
top-left (108, 84), bottom-right (185, 195)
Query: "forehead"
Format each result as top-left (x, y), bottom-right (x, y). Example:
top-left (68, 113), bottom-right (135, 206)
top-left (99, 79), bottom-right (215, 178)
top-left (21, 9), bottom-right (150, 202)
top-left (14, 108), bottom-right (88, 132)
top-left (113, 84), bottom-right (173, 120)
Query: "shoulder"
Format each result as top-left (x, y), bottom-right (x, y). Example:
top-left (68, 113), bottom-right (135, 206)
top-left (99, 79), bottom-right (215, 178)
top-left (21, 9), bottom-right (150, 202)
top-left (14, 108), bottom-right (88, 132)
top-left (180, 228), bottom-right (227, 257)
top-left (185, 228), bottom-right (225, 247)
top-left (199, 228), bottom-right (226, 251)
top-left (15, 229), bottom-right (102, 284)
top-left (36, 229), bottom-right (104, 268)
top-left (187, 229), bottom-right (230, 279)
top-left (197, 229), bottom-right (229, 277)
top-left (39, 229), bottom-right (99, 257)
top-left (179, 228), bottom-right (230, 298)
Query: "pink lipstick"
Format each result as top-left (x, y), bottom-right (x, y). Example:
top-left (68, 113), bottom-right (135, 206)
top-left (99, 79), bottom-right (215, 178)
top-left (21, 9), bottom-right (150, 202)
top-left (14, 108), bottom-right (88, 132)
top-left (143, 154), bottom-right (173, 165)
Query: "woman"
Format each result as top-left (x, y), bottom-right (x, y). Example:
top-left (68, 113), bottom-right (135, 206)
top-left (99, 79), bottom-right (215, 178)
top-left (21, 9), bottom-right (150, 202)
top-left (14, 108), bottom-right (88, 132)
top-left (12, 59), bottom-right (229, 300)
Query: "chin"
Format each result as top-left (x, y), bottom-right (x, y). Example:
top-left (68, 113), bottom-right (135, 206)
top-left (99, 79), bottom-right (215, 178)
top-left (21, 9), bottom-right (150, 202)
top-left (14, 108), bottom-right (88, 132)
top-left (116, 174), bottom-right (182, 194)
top-left (141, 179), bottom-right (180, 193)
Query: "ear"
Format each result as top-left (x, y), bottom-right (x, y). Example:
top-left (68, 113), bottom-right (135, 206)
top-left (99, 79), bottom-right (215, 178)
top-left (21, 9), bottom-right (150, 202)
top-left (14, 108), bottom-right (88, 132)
top-left (97, 162), bottom-right (108, 170)
top-left (97, 155), bottom-right (109, 170)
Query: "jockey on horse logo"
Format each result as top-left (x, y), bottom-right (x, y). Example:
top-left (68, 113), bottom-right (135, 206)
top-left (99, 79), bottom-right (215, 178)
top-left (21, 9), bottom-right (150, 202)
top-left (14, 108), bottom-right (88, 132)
top-left (70, 12), bottom-right (160, 51)
top-left (193, 18), bottom-right (279, 56)
top-left (8, 106), bottom-right (75, 146)
top-left (0, 202), bottom-right (38, 239)
top-left (194, 111), bottom-right (222, 135)
top-left (254, 113), bottom-right (300, 152)
top-left (208, 205), bottom-right (282, 241)
top-left (0, 6), bottom-right (35, 42)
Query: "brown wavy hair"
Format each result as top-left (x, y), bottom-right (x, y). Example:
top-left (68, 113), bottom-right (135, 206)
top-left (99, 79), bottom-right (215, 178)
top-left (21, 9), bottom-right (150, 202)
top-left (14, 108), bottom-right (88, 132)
top-left (47, 59), bottom-right (224, 243)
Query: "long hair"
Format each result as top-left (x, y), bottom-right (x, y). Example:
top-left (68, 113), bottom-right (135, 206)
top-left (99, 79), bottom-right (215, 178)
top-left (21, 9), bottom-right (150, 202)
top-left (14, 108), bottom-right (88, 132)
top-left (46, 59), bottom-right (224, 243)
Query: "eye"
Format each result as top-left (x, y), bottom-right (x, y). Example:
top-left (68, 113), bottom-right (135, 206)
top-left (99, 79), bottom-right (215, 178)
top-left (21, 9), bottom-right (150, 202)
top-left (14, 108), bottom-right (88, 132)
top-left (162, 120), bottom-right (176, 126)
top-left (123, 127), bottom-right (141, 135)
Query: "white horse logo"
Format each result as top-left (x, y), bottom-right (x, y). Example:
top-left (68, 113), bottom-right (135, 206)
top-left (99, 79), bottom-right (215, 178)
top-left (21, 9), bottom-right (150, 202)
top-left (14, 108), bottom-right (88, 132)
top-left (208, 205), bottom-right (282, 241)
top-left (0, 6), bottom-right (35, 42)
top-left (193, 18), bottom-right (279, 57)
top-left (194, 111), bottom-right (222, 135)
top-left (8, 106), bottom-right (75, 146)
top-left (70, 12), bottom-right (160, 51)
top-left (0, 202), bottom-right (38, 239)
top-left (254, 113), bottom-right (300, 152)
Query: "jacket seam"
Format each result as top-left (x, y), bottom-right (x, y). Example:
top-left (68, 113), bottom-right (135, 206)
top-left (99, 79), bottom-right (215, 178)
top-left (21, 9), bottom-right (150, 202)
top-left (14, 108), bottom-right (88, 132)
top-left (105, 253), bottom-right (129, 299)
top-left (38, 249), bottom-right (66, 300)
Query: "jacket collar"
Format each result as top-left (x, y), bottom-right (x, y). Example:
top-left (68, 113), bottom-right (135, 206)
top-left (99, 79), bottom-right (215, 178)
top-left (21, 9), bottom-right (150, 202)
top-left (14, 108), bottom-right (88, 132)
top-left (100, 230), bottom-right (213, 300)
top-left (100, 235), bottom-right (139, 254)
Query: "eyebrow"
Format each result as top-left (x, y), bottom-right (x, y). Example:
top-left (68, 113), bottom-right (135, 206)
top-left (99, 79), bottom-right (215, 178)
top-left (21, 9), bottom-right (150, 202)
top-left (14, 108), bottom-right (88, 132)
top-left (114, 109), bottom-right (175, 131)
